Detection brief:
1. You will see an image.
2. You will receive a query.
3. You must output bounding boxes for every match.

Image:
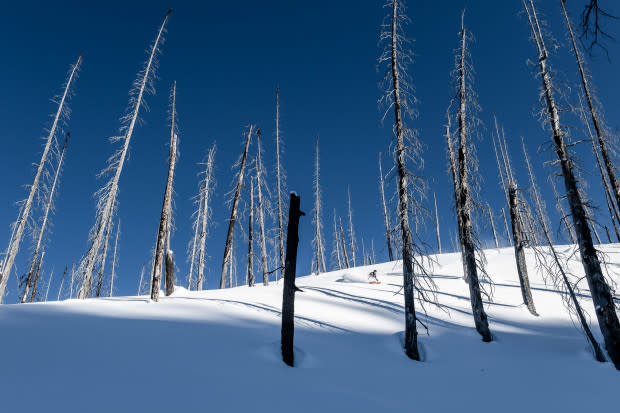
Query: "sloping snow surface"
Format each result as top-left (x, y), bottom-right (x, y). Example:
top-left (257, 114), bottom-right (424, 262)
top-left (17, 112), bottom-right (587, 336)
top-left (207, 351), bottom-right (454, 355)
top-left (1, 246), bottom-right (620, 412)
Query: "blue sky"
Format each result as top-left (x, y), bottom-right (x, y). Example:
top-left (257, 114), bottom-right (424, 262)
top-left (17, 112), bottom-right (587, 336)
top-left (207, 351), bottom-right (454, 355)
top-left (1, 0), bottom-right (619, 301)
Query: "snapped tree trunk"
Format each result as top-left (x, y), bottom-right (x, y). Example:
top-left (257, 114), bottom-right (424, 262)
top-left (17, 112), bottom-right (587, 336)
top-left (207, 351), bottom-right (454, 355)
top-left (220, 126), bottom-right (253, 288)
top-left (281, 193), bottom-right (304, 367)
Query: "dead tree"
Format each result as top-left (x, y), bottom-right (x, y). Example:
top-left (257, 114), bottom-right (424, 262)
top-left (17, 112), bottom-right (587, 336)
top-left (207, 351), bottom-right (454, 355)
top-left (44, 268), bottom-right (54, 302)
top-left (21, 133), bottom-right (70, 303)
top-left (281, 193), bottom-right (304, 367)
top-left (332, 210), bottom-right (343, 270)
top-left (522, 138), bottom-right (552, 242)
top-left (339, 217), bottom-right (350, 268)
top-left (450, 12), bottom-right (492, 340)
top-left (434, 193), bottom-right (442, 254)
top-left (550, 176), bottom-right (577, 244)
top-left (347, 187), bottom-right (357, 267)
top-left (446, 113), bottom-right (467, 279)
top-left (151, 81), bottom-right (178, 302)
top-left (487, 204), bottom-right (499, 249)
top-left (56, 266), bottom-right (68, 301)
top-left (255, 130), bottom-right (270, 285)
top-left (187, 195), bottom-right (202, 290)
top-left (221, 126), bottom-right (253, 288)
top-left (79, 11), bottom-right (171, 299)
top-left (524, 0), bottom-right (620, 368)
top-left (501, 207), bottom-right (512, 246)
top-left (312, 136), bottom-right (327, 275)
top-left (494, 120), bottom-right (538, 316)
top-left (379, 0), bottom-right (440, 358)
top-left (196, 144), bottom-right (216, 290)
top-left (95, 217), bottom-right (114, 298)
top-left (0, 54), bottom-right (82, 303)
top-left (165, 250), bottom-right (174, 296)
top-left (109, 219), bottom-right (120, 297)
top-left (247, 178), bottom-right (255, 287)
top-left (378, 153), bottom-right (394, 261)
top-left (274, 88), bottom-right (287, 282)
top-left (28, 252), bottom-right (45, 302)
top-left (137, 263), bottom-right (146, 295)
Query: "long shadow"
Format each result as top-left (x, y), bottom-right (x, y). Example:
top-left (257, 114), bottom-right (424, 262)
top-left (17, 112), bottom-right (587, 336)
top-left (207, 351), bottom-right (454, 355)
top-left (481, 281), bottom-right (592, 300)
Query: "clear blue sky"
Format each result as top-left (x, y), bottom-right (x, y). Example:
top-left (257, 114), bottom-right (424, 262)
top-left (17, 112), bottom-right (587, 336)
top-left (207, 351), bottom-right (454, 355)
top-left (1, 0), bottom-right (619, 302)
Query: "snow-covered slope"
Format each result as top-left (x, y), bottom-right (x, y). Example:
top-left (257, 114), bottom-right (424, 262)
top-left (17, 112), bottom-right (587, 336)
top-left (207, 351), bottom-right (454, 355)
top-left (2, 246), bottom-right (620, 412)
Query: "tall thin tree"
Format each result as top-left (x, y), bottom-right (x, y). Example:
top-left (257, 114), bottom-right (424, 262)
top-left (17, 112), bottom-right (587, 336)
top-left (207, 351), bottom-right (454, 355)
top-left (0, 55), bottom-right (82, 303)
top-left (256, 130), bottom-right (270, 285)
top-left (274, 88), bottom-right (287, 281)
top-left (312, 136), bottom-right (327, 275)
top-left (247, 178), bottom-right (255, 287)
top-left (150, 81), bottom-right (178, 302)
top-left (347, 187), bottom-right (357, 267)
top-left (434, 193), bottom-right (442, 254)
top-left (524, 0), bottom-right (620, 368)
top-left (109, 219), bottom-right (120, 297)
top-left (220, 127), bottom-right (253, 288)
top-left (196, 144), bottom-right (216, 291)
top-left (378, 153), bottom-right (394, 261)
top-left (79, 11), bottom-right (171, 299)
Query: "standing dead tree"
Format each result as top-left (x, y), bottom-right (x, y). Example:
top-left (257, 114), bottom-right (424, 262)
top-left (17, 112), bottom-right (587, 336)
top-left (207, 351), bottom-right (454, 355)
top-left (448, 11), bottom-right (493, 340)
top-left (494, 121), bottom-right (538, 316)
top-left (346, 187), bottom-right (357, 267)
top-left (501, 207), bottom-right (512, 246)
top-left (193, 144), bottom-right (216, 291)
top-left (247, 178), bottom-right (255, 287)
top-left (550, 176), bottom-right (577, 243)
top-left (338, 217), bottom-right (350, 268)
top-left (274, 88), bottom-right (288, 282)
top-left (255, 129), bottom-right (271, 285)
top-left (522, 138), bottom-right (552, 242)
top-left (434, 193), bottom-right (442, 254)
top-left (378, 153), bottom-right (395, 261)
top-left (220, 126), bottom-right (253, 288)
top-left (79, 10), bottom-right (171, 299)
top-left (281, 193), bottom-right (304, 367)
top-left (0, 55), bottom-right (82, 303)
top-left (578, 0), bottom-right (618, 56)
top-left (524, 0), bottom-right (620, 368)
top-left (151, 81), bottom-right (179, 302)
top-left (312, 136), bottom-right (327, 275)
top-left (331, 211), bottom-right (343, 270)
top-left (487, 203), bottom-right (499, 249)
top-left (379, 0), bottom-right (440, 358)
top-left (21, 133), bottom-right (70, 303)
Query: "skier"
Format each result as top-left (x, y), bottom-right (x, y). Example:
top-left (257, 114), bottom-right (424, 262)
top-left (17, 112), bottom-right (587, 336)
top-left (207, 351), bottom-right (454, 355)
top-left (369, 269), bottom-right (380, 284)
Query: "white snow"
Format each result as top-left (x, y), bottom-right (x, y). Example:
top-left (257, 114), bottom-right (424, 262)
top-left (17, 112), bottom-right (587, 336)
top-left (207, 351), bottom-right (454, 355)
top-left (1, 245), bottom-right (620, 412)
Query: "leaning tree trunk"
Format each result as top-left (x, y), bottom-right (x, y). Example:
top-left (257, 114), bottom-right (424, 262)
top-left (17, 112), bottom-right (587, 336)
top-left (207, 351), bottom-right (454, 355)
top-left (379, 153), bottom-right (394, 261)
top-left (247, 179), bottom-right (255, 287)
top-left (281, 193), bottom-right (304, 367)
top-left (220, 126), bottom-right (253, 288)
top-left (508, 187), bottom-right (538, 316)
top-left (339, 217), bottom-right (350, 268)
top-left (487, 204), bottom-right (499, 249)
top-left (256, 131), bottom-right (270, 285)
top-left (108, 219), bottom-right (120, 297)
top-left (79, 11), bottom-right (171, 299)
top-left (561, 0), bottom-right (620, 225)
top-left (455, 15), bottom-right (492, 341)
top-left (434, 193), bottom-right (442, 254)
top-left (151, 81), bottom-right (178, 302)
top-left (22, 133), bottom-right (70, 303)
top-left (28, 251), bottom-right (45, 302)
top-left (525, 0), bottom-right (620, 368)
top-left (0, 55), bottom-right (82, 303)
top-left (95, 216), bottom-right (113, 298)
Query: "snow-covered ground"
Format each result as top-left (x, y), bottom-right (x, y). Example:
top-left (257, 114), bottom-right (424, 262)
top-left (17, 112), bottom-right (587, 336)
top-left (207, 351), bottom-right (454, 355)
top-left (2, 245), bottom-right (620, 412)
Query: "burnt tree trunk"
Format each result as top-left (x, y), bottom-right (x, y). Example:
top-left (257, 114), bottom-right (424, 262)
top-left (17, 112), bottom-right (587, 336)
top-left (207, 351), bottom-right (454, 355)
top-left (281, 193), bottom-right (304, 367)
top-left (165, 249), bottom-right (174, 296)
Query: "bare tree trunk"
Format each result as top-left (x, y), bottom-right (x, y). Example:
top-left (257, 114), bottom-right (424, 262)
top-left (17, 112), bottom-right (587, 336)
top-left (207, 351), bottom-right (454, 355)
top-left (137, 263), bottom-right (145, 296)
top-left (165, 250), bottom-right (174, 296)
top-left (57, 266), bottom-right (67, 301)
top-left (221, 126), bottom-right (253, 288)
top-left (109, 219), bottom-right (120, 297)
top-left (525, 0), bottom-right (620, 368)
top-left (550, 177), bottom-right (577, 244)
top-left (522, 139), bottom-right (551, 241)
top-left (151, 81), bottom-right (178, 302)
top-left (378, 153), bottom-right (394, 261)
top-left (256, 131), bottom-right (270, 285)
top-left (95, 216), bottom-right (113, 298)
top-left (281, 193), bottom-right (304, 367)
top-left (22, 133), bottom-right (70, 303)
top-left (486, 204), bottom-right (499, 249)
top-left (434, 193), bottom-right (442, 254)
top-left (454, 14), bottom-right (492, 341)
top-left (313, 136), bottom-right (326, 275)
top-left (275, 88), bottom-right (286, 282)
top-left (339, 217), bottom-right (350, 268)
top-left (196, 145), bottom-right (216, 291)
top-left (0, 55), bottom-right (82, 303)
top-left (561, 0), bottom-right (620, 223)
top-left (79, 11), bottom-right (171, 299)
top-left (508, 188), bottom-right (539, 316)
top-left (347, 187), bottom-right (357, 267)
top-left (187, 194), bottom-right (202, 290)
top-left (332, 211), bottom-right (343, 270)
top-left (44, 268), bottom-right (54, 302)
top-left (247, 179), bottom-right (255, 287)
top-left (28, 252), bottom-right (45, 302)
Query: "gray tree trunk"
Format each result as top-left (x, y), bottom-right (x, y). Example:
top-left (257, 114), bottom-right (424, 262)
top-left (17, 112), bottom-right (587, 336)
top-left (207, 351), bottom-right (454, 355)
top-left (378, 153), bottom-right (394, 261)
top-left (313, 136), bottom-right (326, 275)
top-left (0, 55), bottom-right (81, 303)
top-left (247, 179), bottom-right (255, 287)
top-left (550, 177), bottom-right (577, 244)
top-left (151, 81), bottom-right (178, 302)
top-left (333, 211), bottom-right (343, 270)
top-left (28, 251), bottom-right (45, 302)
top-left (256, 131), bottom-right (270, 285)
top-left (221, 126), bottom-right (253, 288)
top-left (275, 88), bottom-right (286, 282)
top-left (165, 250), bottom-right (174, 296)
top-left (196, 145), bottom-right (216, 290)
top-left (95, 216), bottom-right (113, 298)
top-left (524, 0), bottom-right (620, 369)
top-left (347, 187), bottom-right (357, 267)
top-left (487, 204), bottom-right (499, 249)
top-left (434, 193), bottom-right (442, 254)
top-left (339, 218), bottom-right (350, 268)
top-left (281, 193), bottom-right (304, 367)
top-left (108, 219), bottom-right (120, 297)
top-left (57, 266), bottom-right (67, 301)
